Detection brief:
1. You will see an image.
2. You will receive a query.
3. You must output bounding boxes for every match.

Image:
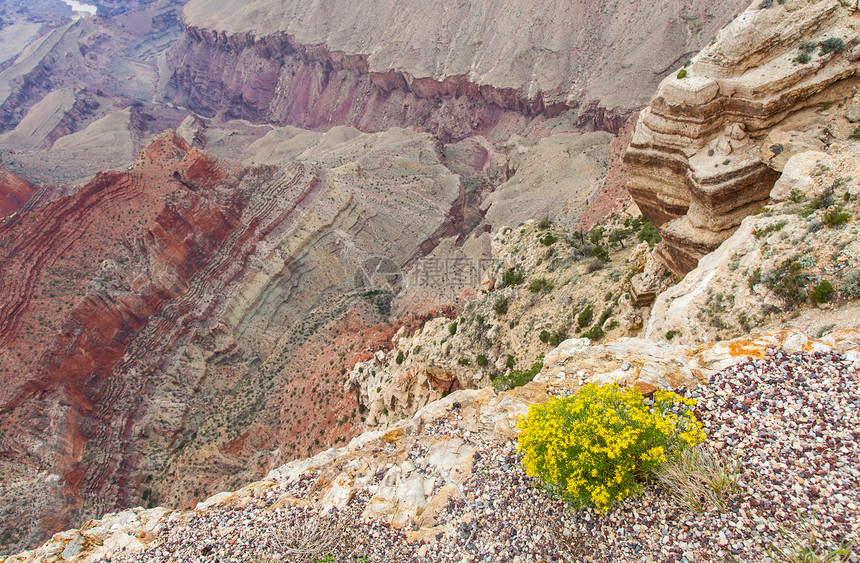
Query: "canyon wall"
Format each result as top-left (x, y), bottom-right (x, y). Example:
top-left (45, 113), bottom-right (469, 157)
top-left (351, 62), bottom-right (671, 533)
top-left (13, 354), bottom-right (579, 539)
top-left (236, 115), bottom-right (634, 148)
top-left (166, 0), bottom-right (750, 139)
top-left (624, 0), bottom-right (859, 273)
top-left (0, 125), bottom-right (468, 553)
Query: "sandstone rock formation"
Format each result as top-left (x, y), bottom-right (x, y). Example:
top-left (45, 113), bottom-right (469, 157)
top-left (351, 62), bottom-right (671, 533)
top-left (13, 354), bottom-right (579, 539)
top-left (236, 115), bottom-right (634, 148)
top-left (624, 0), bottom-right (860, 273)
top-left (167, 0), bottom-right (749, 140)
top-left (645, 142), bottom-right (860, 344)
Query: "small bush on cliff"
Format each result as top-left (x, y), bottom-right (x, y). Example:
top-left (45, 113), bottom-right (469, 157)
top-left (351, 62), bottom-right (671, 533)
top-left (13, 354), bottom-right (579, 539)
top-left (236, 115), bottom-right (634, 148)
top-left (476, 354), bottom-right (489, 367)
top-left (449, 321), bottom-right (458, 335)
top-left (822, 205), bottom-right (850, 227)
top-left (794, 52), bottom-right (812, 64)
top-left (493, 296), bottom-right (509, 316)
top-left (811, 280), bottom-right (834, 304)
top-left (395, 350), bottom-right (405, 365)
top-left (764, 258), bottom-right (811, 308)
top-left (584, 325), bottom-right (605, 341)
top-left (529, 278), bottom-right (554, 293)
top-left (819, 37), bottom-right (846, 55)
top-left (638, 222), bottom-right (661, 246)
top-left (540, 233), bottom-right (558, 246)
top-left (577, 305), bottom-right (594, 329)
top-left (502, 268), bottom-right (525, 287)
top-left (494, 356), bottom-right (544, 391)
top-left (517, 384), bottom-right (704, 511)
top-left (591, 244), bottom-right (611, 262)
top-left (676, 69), bottom-right (688, 79)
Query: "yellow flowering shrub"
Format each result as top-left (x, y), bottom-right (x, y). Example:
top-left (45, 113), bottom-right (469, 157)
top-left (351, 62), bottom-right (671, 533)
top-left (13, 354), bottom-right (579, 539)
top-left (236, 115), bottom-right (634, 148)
top-left (516, 383), bottom-right (705, 511)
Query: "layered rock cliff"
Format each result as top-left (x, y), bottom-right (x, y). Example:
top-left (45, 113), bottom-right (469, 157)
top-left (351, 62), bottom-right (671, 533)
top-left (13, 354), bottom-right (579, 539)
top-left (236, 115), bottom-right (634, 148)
top-left (624, 0), bottom-right (860, 273)
top-left (166, 0), bottom-right (750, 140)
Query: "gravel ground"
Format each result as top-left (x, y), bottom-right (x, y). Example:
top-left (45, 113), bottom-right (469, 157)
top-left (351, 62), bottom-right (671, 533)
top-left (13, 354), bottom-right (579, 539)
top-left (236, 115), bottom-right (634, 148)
top-left (106, 348), bottom-right (859, 562)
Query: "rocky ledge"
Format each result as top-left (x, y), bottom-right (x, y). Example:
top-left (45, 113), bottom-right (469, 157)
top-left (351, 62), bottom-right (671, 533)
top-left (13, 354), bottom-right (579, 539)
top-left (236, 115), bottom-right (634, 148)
top-left (624, 0), bottom-right (859, 273)
top-left (4, 329), bottom-right (858, 562)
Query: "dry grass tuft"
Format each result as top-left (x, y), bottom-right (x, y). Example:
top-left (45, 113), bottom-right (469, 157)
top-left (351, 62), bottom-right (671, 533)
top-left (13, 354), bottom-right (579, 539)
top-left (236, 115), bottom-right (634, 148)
top-left (655, 445), bottom-right (740, 511)
top-left (257, 511), bottom-right (347, 562)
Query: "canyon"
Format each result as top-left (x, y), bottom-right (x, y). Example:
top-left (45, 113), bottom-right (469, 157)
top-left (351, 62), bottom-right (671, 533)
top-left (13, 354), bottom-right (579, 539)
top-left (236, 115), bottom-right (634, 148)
top-left (3, 0), bottom-right (859, 557)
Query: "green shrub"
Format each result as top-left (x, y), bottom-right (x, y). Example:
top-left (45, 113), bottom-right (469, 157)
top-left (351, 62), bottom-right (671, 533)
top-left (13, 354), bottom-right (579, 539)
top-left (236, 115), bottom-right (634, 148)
top-left (788, 189), bottom-right (807, 203)
top-left (493, 296), bottom-right (509, 316)
top-left (506, 355), bottom-right (516, 369)
top-left (476, 354), bottom-right (489, 367)
top-left (395, 350), bottom-right (405, 365)
top-left (494, 356), bottom-right (544, 391)
top-left (540, 233), bottom-right (558, 246)
top-left (529, 278), bottom-right (554, 293)
top-left (799, 41), bottom-right (816, 53)
top-left (752, 220), bottom-right (786, 238)
top-left (537, 219), bottom-right (553, 230)
top-left (811, 280), bottom-right (834, 304)
top-left (584, 325), bottom-right (604, 341)
top-left (502, 268), bottom-right (524, 287)
top-left (764, 258), bottom-right (810, 308)
top-left (666, 330), bottom-right (681, 341)
top-left (413, 345), bottom-right (423, 354)
top-left (539, 328), bottom-right (567, 346)
top-left (638, 222), bottom-right (661, 246)
top-left (517, 384), bottom-right (704, 511)
top-left (819, 37), bottom-right (846, 55)
top-left (449, 321), bottom-right (458, 335)
top-left (851, 126), bottom-right (860, 140)
top-left (590, 245), bottom-right (610, 262)
top-left (793, 52), bottom-right (811, 64)
top-left (577, 305), bottom-right (594, 329)
top-left (549, 329), bottom-right (567, 346)
top-left (677, 69), bottom-right (688, 79)
top-left (458, 357), bottom-right (470, 366)
top-left (822, 205), bottom-right (850, 227)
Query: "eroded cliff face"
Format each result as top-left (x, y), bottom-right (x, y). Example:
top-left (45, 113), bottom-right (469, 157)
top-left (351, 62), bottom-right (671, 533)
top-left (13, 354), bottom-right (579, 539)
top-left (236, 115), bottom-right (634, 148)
top-left (166, 0), bottom-right (750, 139)
top-left (624, 0), bottom-right (859, 273)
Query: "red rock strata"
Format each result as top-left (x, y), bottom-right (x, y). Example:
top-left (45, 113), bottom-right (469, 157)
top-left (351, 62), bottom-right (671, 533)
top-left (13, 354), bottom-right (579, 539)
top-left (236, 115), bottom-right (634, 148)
top-left (0, 167), bottom-right (35, 217)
